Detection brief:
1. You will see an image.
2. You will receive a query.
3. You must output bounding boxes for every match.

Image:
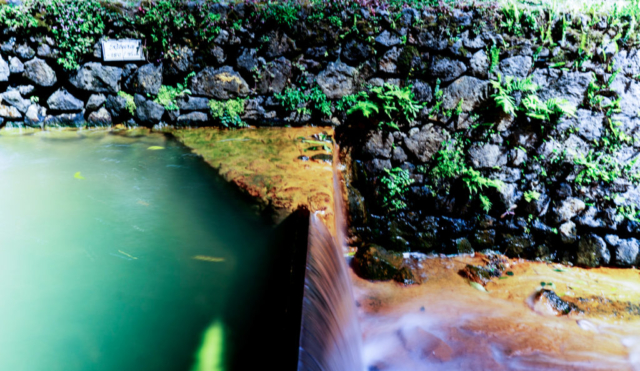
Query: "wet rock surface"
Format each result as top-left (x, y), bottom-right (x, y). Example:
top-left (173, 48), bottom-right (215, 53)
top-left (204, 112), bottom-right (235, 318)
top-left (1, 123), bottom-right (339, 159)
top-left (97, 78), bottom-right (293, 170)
top-left (533, 289), bottom-right (581, 316)
top-left (69, 62), bottom-right (121, 93)
top-left (126, 63), bottom-right (162, 95)
top-left (47, 89), bottom-right (84, 112)
top-left (317, 62), bottom-right (358, 99)
top-left (23, 58), bottom-right (56, 86)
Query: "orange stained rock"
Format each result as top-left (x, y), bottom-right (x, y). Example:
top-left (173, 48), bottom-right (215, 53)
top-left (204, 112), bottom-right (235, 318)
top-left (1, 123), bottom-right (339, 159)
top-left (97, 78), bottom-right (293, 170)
top-left (171, 127), bottom-right (337, 231)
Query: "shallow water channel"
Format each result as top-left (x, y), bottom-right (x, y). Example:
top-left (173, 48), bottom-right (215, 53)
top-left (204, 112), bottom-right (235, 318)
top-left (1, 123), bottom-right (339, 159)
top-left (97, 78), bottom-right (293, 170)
top-left (0, 129), bottom-right (301, 371)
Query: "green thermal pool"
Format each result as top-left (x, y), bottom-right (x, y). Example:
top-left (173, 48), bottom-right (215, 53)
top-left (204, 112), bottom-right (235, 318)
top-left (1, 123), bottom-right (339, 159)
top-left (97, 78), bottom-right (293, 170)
top-left (0, 129), bottom-right (294, 371)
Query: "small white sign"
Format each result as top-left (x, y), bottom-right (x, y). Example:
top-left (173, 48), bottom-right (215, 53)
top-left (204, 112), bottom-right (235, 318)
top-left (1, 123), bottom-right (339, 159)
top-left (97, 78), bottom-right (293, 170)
top-left (102, 39), bottom-right (144, 62)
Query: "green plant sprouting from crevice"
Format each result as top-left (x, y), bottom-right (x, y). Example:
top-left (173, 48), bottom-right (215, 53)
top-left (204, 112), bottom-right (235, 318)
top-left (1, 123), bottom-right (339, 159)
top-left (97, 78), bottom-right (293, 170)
top-left (574, 151), bottom-right (639, 185)
top-left (155, 72), bottom-right (195, 111)
top-left (380, 167), bottom-right (414, 212)
top-left (118, 91), bottom-right (136, 115)
top-left (429, 138), bottom-right (504, 213)
top-left (256, 2), bottom-right (300, 27)
top-left (490, 74), bottom-right (576, 121)
top-left (500, 1), bottom-right (523, 36)
top-left (208, 98), bottom-right (247, 127)
top-left (346, 83), bottom-right (423, 131)
top-left (524, 190), bottom-right (541, 202)
top-left (275, 85), bottom-right (332, 117)
top-left (488, 44), bottom-right (500, 75)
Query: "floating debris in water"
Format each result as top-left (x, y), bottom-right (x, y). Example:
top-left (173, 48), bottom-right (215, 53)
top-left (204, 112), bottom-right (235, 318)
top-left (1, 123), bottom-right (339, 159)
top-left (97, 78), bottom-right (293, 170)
top-left (137, 200), bottom-right (150, 206)
top-left (193, 255), bottom-right (225, 263)
top-left (74, 171), bottom-right (85, 180)
top-left (147, 146), bottom-right (165, 150)
top-left (118, 250), bottom-right (138, 260)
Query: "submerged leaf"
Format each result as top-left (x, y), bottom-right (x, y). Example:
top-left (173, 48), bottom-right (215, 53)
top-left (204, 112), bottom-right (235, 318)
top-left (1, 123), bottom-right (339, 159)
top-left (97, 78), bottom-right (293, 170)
top-left (118, 250), bottom-right (138, 260)
top-left (470, 281), bottom-right (488, 292)
top-left (193, 255), bottom-right (225, 263)
top-left (147, 146), bottom-right (165, 150)
top-left (74, 171), bottom-right (85, 180)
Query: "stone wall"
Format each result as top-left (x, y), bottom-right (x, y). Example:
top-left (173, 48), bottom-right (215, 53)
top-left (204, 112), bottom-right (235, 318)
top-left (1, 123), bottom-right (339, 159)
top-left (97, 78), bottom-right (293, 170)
top-left (1, 1), bottom-right (640, 271)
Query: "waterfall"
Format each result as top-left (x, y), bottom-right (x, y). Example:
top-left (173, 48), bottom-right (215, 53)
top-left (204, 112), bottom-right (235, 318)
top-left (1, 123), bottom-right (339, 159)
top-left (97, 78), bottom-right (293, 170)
top-left (297, 144), bottom-right (364, 371)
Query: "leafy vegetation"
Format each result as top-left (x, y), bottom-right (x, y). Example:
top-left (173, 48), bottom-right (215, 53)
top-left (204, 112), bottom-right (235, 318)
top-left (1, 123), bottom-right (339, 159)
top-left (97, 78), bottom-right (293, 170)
top-left (0, 2), bottom-right (39, 31)
top-left (524, 190), bottom-right (541, 202)
top-left (118, 91), bottom-right (136, 115)
top-left (136, 0), bottom-right (226, 55)
top-left (488, 44), bottom-right (501, 75)
top-left (135, 1), bottom-right (196, 51)
top-left (209, 98), bottom-right (247, 127)
top-left (429, 138), bottom-right (504, 212)
top-left (490, 74), bottom-right (576, 121)
top-left (256, 2), bottom-right (300, 27)
top-left (346, 83), bottom-right (423, 131)
top-left (275, 86), bottom-right (332, 117)
top-left (380, 167), bottom-right (414, 211)
top-left (39, 1), bottom-right (108, 70)
top-left (154, 72), bottom-right (195, 111)
top-left (574, 151), bottom-right (638, 185)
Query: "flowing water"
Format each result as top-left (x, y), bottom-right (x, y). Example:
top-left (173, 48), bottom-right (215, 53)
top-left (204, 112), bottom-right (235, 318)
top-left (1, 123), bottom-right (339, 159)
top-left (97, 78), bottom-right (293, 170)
top-left (297, 144), bottom-right (364, 371)
top-left (0, 129), bottom-right (299, 371)
top-left (354, 254), bottom-right (640, 371)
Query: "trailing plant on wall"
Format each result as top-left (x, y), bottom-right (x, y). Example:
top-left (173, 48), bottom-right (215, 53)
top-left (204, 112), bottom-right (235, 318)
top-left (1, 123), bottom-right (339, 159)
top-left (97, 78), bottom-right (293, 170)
top-left (136, 0), bottom-right (197, 53)
top-left (0, 2), bottom-right (39, 31)
top-left (46, 0), bottom-right (108, 70)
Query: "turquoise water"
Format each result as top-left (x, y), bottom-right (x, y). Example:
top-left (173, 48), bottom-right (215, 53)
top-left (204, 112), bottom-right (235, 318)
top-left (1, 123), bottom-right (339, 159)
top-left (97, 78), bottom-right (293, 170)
top-left (0, 129), bottom-right (282, 371)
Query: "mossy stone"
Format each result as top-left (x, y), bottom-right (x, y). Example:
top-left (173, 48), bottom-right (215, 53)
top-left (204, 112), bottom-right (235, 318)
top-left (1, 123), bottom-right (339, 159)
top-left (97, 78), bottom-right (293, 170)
top-left (398, 45), bottom-right (420, 76)
top-left (353, 244), bottom-right (404, 280)
top-left (455, 237), bottom-right (474, 254)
